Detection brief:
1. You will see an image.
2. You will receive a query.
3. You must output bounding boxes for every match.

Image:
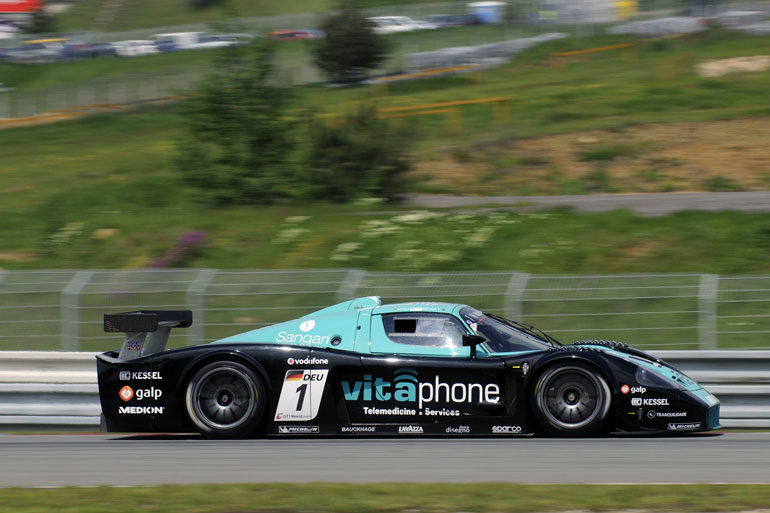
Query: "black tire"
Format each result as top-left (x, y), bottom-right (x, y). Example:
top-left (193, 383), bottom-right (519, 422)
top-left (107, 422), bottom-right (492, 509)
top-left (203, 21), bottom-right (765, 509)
top-left (184, 360), bottom-right (265, 439)
top-left (532, 362), bottom-right (611, 437)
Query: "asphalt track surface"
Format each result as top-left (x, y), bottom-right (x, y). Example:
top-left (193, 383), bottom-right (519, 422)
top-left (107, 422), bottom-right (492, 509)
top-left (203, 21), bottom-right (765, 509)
top-left (1, 432), bottom-right (768, 486)
top-left (405, 191), bottom-right (770, 217)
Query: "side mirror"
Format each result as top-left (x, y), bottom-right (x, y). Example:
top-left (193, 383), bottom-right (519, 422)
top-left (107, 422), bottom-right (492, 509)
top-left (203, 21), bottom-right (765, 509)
top-left (462, 334), bottom-right (485, 359)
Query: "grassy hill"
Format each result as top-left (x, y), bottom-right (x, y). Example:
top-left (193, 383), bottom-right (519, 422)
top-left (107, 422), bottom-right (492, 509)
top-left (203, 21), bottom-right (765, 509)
top-left (1, 28), bottom-right (770, 273)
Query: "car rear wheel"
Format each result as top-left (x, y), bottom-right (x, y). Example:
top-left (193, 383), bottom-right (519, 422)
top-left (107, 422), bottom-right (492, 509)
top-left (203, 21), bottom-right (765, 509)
top-left (185, 360), bottom-right (265, 438)
top-left (532, 363), bottom-right (611, 437)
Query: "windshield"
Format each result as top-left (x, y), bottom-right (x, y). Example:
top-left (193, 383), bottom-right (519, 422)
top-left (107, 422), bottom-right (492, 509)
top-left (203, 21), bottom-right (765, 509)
top-left (459, 307), bottom-right (556, 353)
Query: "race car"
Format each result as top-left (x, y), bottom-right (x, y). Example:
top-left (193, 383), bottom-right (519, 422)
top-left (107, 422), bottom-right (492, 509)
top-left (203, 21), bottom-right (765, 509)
top-left (96, 296), bottom-right (720, 438)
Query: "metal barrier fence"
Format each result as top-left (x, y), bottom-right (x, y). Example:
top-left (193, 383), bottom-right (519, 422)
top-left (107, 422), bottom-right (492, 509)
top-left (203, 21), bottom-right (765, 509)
top-left (0, 350), bottom-right (766, 429)
top-left (1, 270), bottom-right (770, 352)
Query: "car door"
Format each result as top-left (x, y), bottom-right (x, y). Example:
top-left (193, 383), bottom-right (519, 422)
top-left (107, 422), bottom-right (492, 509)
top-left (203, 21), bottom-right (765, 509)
top-left (338, 311), bottom-right (511, 429)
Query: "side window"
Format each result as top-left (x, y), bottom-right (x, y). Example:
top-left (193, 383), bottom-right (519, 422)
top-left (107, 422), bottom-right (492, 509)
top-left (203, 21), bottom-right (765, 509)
top-left (382, 313), bottom-right (467, 348)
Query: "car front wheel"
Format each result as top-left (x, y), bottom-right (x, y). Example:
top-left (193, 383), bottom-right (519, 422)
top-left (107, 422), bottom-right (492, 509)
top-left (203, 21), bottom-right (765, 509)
top-left (184, 360), bottom-right (265, 438)
top-left (532, 363), bottom-right (611, 437)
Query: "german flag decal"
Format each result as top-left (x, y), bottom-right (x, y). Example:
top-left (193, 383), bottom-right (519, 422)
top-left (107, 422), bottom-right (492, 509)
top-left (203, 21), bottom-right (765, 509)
top-left (285, 371), bottom-right (305, 381)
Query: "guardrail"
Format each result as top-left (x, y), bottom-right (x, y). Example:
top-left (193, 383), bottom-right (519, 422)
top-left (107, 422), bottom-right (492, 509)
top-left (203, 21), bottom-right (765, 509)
top-left (1, 350), bottom-right (767, 430)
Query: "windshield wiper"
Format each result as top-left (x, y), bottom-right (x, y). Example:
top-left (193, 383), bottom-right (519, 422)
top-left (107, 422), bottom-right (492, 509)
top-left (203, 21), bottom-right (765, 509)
top-left (484, 312), bottom-right (562, 346)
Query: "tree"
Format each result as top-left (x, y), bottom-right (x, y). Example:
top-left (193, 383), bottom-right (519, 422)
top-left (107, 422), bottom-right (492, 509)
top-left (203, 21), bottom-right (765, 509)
top-left (305, 106), bottom-right (411, 203)
top-left (314, 1), bottom-right (389, 84)
top-left (176, 42), bottom-right (297, 205)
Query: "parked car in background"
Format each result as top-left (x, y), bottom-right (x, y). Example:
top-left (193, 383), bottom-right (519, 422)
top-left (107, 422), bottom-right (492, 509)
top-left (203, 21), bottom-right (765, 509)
top-left (425, 14), bottom-right (482, 27)
top-left (266, 29), bottom-right (324, 41)
top-left (153, 32), bottom-right (249, 51)
top-left (113, 40), bottom-right (159, 57)
top-left (367, 16), bottom-right (436, 34)
top-left (4, 38), bottom-right (66, 63)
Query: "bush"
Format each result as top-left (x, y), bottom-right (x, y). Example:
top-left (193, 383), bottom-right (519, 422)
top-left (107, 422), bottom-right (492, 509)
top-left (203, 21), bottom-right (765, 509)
top-left (176, 42), bottom-right (297, 205)
top-left (305, 106), bottom-right (411, 203)
top-left (314, 1), bottom-right (389, 84)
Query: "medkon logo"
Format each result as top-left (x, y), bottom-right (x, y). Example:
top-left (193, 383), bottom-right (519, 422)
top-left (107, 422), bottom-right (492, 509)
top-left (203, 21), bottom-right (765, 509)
top-left (341, 368), bottom-right (500, 409)
top-left (492, 425), bottom-right (522, 434)
top-left (399, 425), bottom-right (423, 434)
top-left (287, 357), bottom-right (329, 365)
top-left (118, 406), bottom-right (165, 414)
top-left (119, 371), bottom-right (162, 381)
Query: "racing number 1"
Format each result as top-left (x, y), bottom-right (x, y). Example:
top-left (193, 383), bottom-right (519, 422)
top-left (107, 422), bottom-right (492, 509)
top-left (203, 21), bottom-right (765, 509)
top-left (295, 383), bottom-right (308, 411)
top-left (274, 369), bottom-right (329, 421)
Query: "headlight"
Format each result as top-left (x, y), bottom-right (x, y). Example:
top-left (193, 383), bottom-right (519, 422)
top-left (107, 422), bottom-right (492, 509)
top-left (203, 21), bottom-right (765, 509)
top-left (635, 366), bottom-right (683, 390)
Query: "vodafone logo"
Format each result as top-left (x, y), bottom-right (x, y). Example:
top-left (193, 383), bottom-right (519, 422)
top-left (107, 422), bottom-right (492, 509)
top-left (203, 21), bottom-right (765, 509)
top-left (287, 358), bottom-right (295, 365)
top-left (299, 320), bottom-right (315, 332)
top-left (119, 386), bottom-right (134, 402)
top-left (621, 385), bottom-right (630, 394)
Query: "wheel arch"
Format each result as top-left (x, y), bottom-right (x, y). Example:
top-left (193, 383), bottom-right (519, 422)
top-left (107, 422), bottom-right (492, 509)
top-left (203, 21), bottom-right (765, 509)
top-left (527, 353), bottom-right (617, 434)
top-left (177, 350), bottom-right (272, 399)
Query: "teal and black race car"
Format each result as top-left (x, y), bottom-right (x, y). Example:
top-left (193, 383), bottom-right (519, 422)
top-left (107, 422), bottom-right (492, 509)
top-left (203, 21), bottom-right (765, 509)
top-left (97, 296), bottom-right (720, 438)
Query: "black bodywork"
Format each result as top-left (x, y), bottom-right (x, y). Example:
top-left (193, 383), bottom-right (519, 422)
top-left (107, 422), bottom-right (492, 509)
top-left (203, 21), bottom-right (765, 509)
top-left (97, 341), bottom-right (720, 436)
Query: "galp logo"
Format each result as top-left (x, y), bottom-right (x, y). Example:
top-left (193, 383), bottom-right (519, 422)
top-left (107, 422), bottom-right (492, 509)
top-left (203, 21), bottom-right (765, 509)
top-left (621, 385), bottom-right (630, 394)
top-left (119, 386), bottom-right (134, 402)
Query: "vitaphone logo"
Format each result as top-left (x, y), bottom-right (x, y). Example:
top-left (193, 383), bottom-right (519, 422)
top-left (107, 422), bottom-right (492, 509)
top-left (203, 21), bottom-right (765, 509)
top-left (341, 368), bottom-right (500, 409)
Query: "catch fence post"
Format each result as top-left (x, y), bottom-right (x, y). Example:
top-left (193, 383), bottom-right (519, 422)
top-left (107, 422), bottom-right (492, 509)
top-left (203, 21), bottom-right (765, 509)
top-left (187, 269), bottom-right (218, 346)
top-left (504, 272), bottom-right (530, 320)
top-left (61, 271), bottom-right (94, 351)
top-left (698, 274), bottom-right (719, 350)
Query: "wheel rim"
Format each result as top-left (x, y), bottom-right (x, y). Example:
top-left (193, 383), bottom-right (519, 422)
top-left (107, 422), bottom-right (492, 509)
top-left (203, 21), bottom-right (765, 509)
top-left (191, 366), bottom-right (258, 431)
top-left (536, 366), bottom-right (607, 431)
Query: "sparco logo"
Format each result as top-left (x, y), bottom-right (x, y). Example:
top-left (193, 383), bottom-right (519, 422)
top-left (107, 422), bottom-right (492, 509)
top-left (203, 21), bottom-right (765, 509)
top-left (398, 425), bottom-right (423, 434)
top-left (445, 425), bottom-right (470, 434)
top-left (287, 357), bottom-right (329, 365)
top-left (492, 425), bottom-right (522, 434)
top-left (118, 406), bottom-right (165, 415)
top-left (341, 368), bottom-right (500, 409)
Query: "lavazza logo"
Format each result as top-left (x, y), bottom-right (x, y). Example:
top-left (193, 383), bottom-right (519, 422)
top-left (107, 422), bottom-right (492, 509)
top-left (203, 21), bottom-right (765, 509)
top-left (287, 357), bottom-right (329, 366)
top-left (398, 425), bottom-right (424, 434)
top-left (342, 367), bottom-right (500, 416)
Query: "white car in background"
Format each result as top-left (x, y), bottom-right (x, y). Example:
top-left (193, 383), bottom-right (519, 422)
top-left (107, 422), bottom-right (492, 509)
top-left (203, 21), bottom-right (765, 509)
top-left (367, 16), bottom-right (437, 35)
top-left (113, 40), bottom-right (159, 57)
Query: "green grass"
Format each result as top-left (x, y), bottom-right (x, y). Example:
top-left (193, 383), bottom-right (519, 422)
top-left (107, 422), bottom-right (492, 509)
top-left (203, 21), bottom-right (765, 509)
top-left (1, 483), bottom-right (769, 512)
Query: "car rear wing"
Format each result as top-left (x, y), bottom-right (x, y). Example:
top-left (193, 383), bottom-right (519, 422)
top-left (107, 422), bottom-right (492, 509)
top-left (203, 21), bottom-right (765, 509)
top-left (104, 310), bottom-right (192, 361)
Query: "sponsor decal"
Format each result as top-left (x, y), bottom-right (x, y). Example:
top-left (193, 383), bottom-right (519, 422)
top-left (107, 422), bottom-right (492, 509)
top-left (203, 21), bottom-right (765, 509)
top-left (341, 426), bottom-right (377, 433)
top-left (363, 406), bottom-right (417, 415)
top-left (119, 386), bottom-right (134, 402)
top-left (522, 362), bottom-right (530, 376)
top-left (620, 385), bottom-right (630, 394)
top-left (653, 411), bottom-right (687, 418)
top-left (278, 425), bottom-right (319, 434)
top-left (398, 425), bottom-right (423, 434)
top-left (445, 425), bottom-right (471, 434)
top-left (631, 397), bottom-right (642, 406)
top-left (668, 422), bottom-right (701, 431)
top-left (118, 406), bottom-right (165, 415)
top-left (492, 425), bottom-right (523, 434)
top-left (642, 398), bottom-right (669, 406)
top-left (299, 320), bottom-right (316, 332)
top-left (287, 357), bottom-right (329, 366)
top-left (126, 340), bottom-right (142, 352)
top-left (621, 385), bottom-right (646, 394)
top-left (121, 371), bottom-right (162, 380)
top-left (277, 331), bottom-right (331, 346)
top-left (131, 387), bottom-right (163, 401)
top-left (647, 410), bottom-right (656, 419)
top-left (342, 368), bottom-right (500, 414)
top-left (274, 369), bottom-right (329, 422)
